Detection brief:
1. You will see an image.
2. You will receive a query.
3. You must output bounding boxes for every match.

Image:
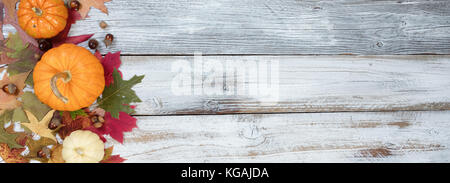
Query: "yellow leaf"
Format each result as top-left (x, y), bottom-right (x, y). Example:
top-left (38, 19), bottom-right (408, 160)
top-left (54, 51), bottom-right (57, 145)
top-left (21, 110), bottom-right (57, 142)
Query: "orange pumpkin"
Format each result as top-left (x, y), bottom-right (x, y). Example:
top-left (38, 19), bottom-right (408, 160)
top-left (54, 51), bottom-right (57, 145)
top-left (18, 0), bottom-right (68, 39)
top-left (33, 44), bottom-right (105, 111)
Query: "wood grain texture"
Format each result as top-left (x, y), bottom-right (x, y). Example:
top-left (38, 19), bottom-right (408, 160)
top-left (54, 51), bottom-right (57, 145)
top-left (4, 0), bottom-right (450, 54)
top-left (120, 55), bottom-right (450, 115)
top-left (110, 111), bottom-right (450, 162)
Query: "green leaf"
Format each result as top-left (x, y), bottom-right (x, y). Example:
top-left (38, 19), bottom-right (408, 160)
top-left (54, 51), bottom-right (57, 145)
top-left (68, 109), bottom-right (87, 120)
top-left (0, 111), bottom-right (22, 149)
top-left (12, 108), bottom-right (28, 123)
top-left (21, 92), bottom-right (51, 121)
top-left (0, 110), bottom-right (13, 125)
top-left (4, 33), bottom-right (39, 76)
top-left (98, 69), bottom-right (144, 119)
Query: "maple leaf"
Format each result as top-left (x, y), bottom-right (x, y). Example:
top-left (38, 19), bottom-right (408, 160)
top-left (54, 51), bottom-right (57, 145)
top-left (2, 33), bottom-right (40, 76)
top-left (100, 146), bottom-right (126, 163)
top-left (98, 69), bottom-right (144, 118)
top-left (21, 110), bottom-right (57, 142)
top-left (58, 111), bottom-right (93, 139)
top-left (51, 9), bottom-right (93, 47)
top-left (0, 68), bottom-right (30, 115)
top-left (95, 51), bottom-right (122, 86)
top-left (20, 92), bottom-right (51, 121)
top-left (86, 111), bottom-right (137, 143)
top-left (78, 0), bottom-right (111, 19)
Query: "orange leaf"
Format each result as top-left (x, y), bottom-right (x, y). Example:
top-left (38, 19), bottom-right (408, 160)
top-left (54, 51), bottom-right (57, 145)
top-left (78, 0), bottom-right (111, 19)
top-left (0, 143), bottom-right (28, 163)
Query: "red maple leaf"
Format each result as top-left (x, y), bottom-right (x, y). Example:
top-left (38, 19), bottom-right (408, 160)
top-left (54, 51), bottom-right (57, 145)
top-left (51, 9), bottom-right (93, 47)
top-left (101, 155), bottom-right (126, 163)
top-left (86, 112), bottom-right (137, 143)
top-left (95, 51), bottom-right (123, 86)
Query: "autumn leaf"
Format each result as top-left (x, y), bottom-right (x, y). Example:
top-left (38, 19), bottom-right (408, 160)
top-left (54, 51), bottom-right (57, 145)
top-left (58, 111), bottom-right (93, 139)
top-left (21, 91), bottom-right (51, 121)
top-left (78, 0), bottom-right (111, 19)
top-left (100, 146), bottom-right (125, 163)
top-left (98, 69), bottom-right (144, 118)
top-left (0, 143), bottom-right (28, 163)
top-left (24, 137), bottom-right (56, 161)
top-left (3, 33), bottom-right (40, 76)
top-left (48, 144), bottom-right (64, 163)
top-left (21, 110), bottom-right (57, 142)
top-left (0, 114), bottom-right (24, 149)
top-left (95, 51), bottom-right (122, 86)
top-left (0, 68), bottom-right (30, 115)
top-left (86, 111), bottom-right (137, 143)
top-left (51, 9), bottom-right (93, 47)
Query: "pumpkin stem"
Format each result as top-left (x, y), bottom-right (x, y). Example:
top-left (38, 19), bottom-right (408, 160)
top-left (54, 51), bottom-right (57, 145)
top-left (50, 71), bottom-right (72, 104)
top-left (32, 7), bottom-right (43, 16)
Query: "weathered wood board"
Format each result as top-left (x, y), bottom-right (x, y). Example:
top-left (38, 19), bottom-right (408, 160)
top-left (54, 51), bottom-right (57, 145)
top-left (5, 0), bottom-right (450, 54)
top-left (110, 111), bottom-right (450, 163)
top-left (120, 55), bottom-right (450, 115)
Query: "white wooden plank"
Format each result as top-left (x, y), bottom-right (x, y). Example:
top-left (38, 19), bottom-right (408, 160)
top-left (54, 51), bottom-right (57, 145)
top-left (111, 111), bottom-right (450, 163)
top-left (119, 55), bottom-right (450, 115)
top-left (5, 0), bottom-right (450, 54)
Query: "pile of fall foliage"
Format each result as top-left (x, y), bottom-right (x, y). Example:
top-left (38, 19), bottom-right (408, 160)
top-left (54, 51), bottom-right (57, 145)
top-left (0, 0), bottom-right (144, 163)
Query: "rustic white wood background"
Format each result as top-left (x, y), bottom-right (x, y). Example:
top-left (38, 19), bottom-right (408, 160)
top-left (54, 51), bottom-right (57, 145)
top-left (3, 0), bottom-right (450, 162)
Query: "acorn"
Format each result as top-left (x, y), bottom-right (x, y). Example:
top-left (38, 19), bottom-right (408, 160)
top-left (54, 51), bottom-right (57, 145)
top-left (88, 39), bottom-right (99, 50)
top-left (93, 122), bottom-right (103, 128)
top-left (104, 33), bottom-right (114, 47)
top-left (69, 0), bottom-right (81, 11)
top-left (48, 111), bottom-right (62, 130)
top-left (99, 21), bottom-right (108, 29)
top-left (37, 147), bottom-right (50, 158)
top-left (38, 39), bottom-right (52, 52)
top-left (2, 83), bottom-right (19, 96)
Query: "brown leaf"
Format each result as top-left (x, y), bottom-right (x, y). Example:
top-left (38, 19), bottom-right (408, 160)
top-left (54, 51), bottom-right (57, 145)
top-left (0, 69), bottom-right (30, 115)
top-left (0, 143), bottom-right (28, 163)
top-left (48, 144), bottom-right (64, 163)
top-left (1, 0), bottom-right (18, 22)
top-left (24, 137), bottom-right (56, 161)
top-left (78, 0), bottom-right (111, 19)
top-left (58, 111), bottom-right (93, 139)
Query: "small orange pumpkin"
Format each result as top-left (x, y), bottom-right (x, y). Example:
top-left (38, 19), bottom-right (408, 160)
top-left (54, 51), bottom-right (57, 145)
top-left (33, 44), bottom-right (105, 111)
top-left (18, 0), bottom-right (68, 39)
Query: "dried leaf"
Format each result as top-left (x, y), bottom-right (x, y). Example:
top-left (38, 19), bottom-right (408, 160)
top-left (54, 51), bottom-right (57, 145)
top-left (1, 0), bottom-right (18, 22)
top-left (48, 144), bottom-right (64, 163)
top-left (25, 137), bottom-right (56, 159)
top-left (78, 0), bottom-right (111, 19)
top-left (100, 146), bottom-right (125, 163)
top-left (0, 69), bottom-right (29, 115)
top-left (0, 143), bottom-right (28, 163)
top-left (21, 110), bottom-right (57, 142)
top-left (3, 33), bottom-right (39, 76)
top-left (21, 92), bottom-right (51, 121)
top-left (98, 69), bottom-right (144, 118)
top-left (58, 111), bottom-right (93, 139)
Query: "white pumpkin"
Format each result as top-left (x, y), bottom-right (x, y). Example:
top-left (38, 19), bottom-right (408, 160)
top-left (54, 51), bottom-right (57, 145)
top-left (62, 130), bottom-right (105, 163)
